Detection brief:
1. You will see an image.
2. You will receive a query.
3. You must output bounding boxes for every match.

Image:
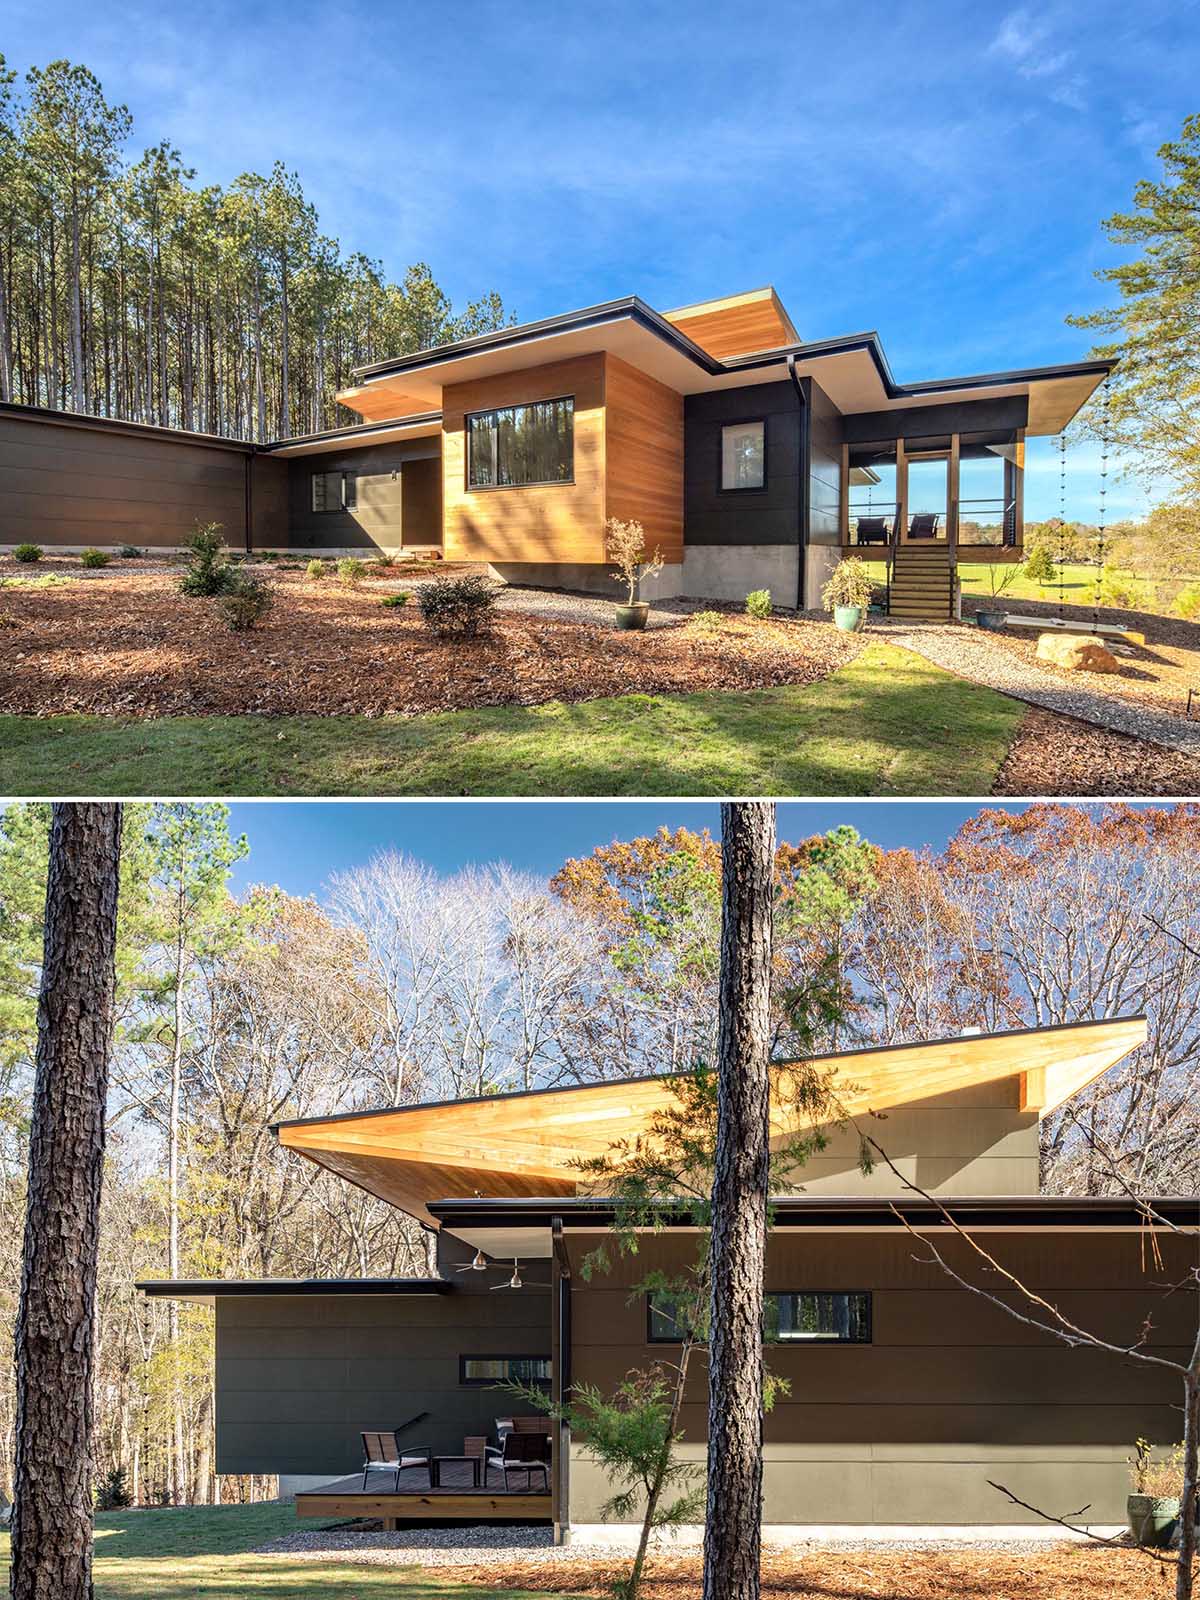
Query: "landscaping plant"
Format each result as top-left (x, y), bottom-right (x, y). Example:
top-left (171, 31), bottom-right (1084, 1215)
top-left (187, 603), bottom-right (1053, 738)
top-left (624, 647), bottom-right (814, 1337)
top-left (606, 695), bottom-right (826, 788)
top-left (821, 558), bottom-right (875, 614)
top-left (13, 544), bottom-right (41, 563)
top-left (607, 516), bottom-right (665, 606)
top-left (80, 549), bottom-right (110, 569)
top-left (305, 558), bottom-right (325, 580)
top-left (745, 589), bottom-right (772, 619)
top-left (337, 557), bottom-right (367, 586)
top-left (691, 610), bottom-right (723, 632)
top-left (218, 573), bottom-right (274, 632)
top-left (380, 592), bottom-right (410, 608)
top-left (416, 573), bottom-right (495, 637)
top-left (119, 545), bottom-right (142, 559)
top-left (178, 522), bottom-right (234, 598)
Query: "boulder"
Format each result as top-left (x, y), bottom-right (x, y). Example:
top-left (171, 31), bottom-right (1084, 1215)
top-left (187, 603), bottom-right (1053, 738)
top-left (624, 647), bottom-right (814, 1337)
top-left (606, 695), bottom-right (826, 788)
top-left (1035, 633), bottom-right (1120, 674)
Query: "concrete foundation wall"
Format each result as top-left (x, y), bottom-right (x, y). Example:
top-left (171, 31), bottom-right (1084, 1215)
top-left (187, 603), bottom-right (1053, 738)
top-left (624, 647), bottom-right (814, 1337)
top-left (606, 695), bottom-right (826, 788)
top-left (805, 543), bottom-right (841, 611)
top-left (489, 561), bottom-right (683, 602)
top-left (681, 543), bottom-right (799, 605)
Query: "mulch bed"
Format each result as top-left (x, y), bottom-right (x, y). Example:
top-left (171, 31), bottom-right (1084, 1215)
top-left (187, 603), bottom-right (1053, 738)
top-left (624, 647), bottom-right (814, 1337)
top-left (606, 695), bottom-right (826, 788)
top-left (452, 1545), bottom-right (1163, 1598)
top-left (993, 703), bottom-right (1200, 796)
top-left (961, 594), bottom-right (1200, 718)
top-left (0, 571), bottom-right (864, 718)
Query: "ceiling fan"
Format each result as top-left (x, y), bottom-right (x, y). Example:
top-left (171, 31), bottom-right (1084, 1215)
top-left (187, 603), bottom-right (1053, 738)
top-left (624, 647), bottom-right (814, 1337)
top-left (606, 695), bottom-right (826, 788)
top-left (455, 1248), bottom-right (492, 1273)
top-left (489, 1258), bottom-right (549, 1291)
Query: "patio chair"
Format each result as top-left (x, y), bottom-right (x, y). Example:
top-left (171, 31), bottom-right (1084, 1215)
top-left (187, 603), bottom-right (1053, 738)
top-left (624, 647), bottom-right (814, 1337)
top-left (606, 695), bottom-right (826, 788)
top-left (854, 516), bottom-right (890, 546)
top-left (908, 512), bottom-right (940, 539)
top-left (486, 1428), bottom-right (551, 1492)
top-left (360, 1429), bottom-right (432, 1491)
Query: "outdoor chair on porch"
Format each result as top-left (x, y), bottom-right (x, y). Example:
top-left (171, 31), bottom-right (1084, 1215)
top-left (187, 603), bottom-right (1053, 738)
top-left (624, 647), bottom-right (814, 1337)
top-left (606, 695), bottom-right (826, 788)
top-left (360, 1429), bottom-right (432, 1491)
top-left (854, 516), bottom-right (890, 546)
top-left (908, 512), bottom-right (940, 538)
top-left (487, 1428), bottom-right (551, 1491)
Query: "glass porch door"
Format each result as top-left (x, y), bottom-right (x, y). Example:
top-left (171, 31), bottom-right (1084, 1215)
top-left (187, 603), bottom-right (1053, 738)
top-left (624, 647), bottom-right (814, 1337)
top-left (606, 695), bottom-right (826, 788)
top-left (904, 452), bottom-right (949, 542)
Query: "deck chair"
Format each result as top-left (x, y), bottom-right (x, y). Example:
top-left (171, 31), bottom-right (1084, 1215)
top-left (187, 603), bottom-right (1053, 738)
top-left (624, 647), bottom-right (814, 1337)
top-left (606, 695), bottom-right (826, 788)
top-left (908, 512), bottom-right (940, 539)
top-left (360, 1429), bottom-right (432, 1491)
top-left (854, 516), bottom-right (890, 546)
top-left (487, 1428), bottom-right (551, 1491)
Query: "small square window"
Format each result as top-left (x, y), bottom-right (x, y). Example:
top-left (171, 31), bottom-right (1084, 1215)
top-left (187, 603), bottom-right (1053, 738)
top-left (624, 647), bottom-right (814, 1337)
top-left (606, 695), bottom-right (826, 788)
top-left (721, 421), bottom-right (765, 491)
top-left (312, 470), bottom-right (356, 513)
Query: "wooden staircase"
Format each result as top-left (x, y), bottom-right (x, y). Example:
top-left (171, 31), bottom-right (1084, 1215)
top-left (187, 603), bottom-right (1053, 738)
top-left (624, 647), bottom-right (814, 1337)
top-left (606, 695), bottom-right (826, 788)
top-left (888, 544), bottom-right (955, 622)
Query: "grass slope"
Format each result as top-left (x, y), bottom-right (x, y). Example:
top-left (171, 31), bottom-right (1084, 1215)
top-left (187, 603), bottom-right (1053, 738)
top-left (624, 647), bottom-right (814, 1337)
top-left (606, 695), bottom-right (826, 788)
top-left (0, 1504), bottom-right (570, 1599)
top-left (0, 641), bottom-right (1023, 798)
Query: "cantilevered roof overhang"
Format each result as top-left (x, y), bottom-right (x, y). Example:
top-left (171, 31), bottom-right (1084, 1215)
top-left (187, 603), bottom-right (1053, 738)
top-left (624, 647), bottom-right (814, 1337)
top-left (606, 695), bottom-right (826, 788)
top-left (136, 1277), bottom-right (452, 1306)
top-left (334, 296), bottom-right (1114, 438)
top-left (275, 1016), bottom-right (1147, 1231)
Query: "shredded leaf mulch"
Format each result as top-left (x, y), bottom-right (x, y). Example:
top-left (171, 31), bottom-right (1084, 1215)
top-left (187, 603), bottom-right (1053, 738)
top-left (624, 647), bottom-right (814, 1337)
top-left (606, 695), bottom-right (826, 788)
top-left (993, 703), bottom-right (1200, 796)
top-left (0, 571), bottom-right (864, 718)
top-left (453, 1544), bottom-right (1163, 1598)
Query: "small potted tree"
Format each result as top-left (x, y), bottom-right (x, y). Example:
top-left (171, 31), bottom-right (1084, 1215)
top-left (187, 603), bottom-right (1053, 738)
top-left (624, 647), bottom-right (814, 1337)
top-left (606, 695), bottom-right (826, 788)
top-left (821, 557), bottom-right (875, 632)
top-left (976, 562), bottom-right (1021, 629)
top-left (1127, 1438), bottom-right (1186, 1549)
top-left (607, 517), bottom-right (664, 631)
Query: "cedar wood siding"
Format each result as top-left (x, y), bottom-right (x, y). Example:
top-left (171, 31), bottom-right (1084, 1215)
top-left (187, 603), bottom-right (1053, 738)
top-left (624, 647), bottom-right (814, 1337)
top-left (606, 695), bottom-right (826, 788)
top-left (0, 406), bottom-right (287, 549)
top-left (566, 1227), bottom-right (1193, 1525)
top-left (440, 352), bottom-right (683, 567)
top-left (683, 380), bottom-right (803, 547)
top-left (285, 443), bottom-right (441, 550)
top-left (213, 1238), bottom-right (550, 1476)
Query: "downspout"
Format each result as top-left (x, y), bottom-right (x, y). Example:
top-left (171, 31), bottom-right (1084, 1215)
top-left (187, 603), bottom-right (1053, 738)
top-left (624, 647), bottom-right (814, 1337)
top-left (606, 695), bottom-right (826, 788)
top-left (551, 1216), bottom-right (572, 1546)
top-left (787, 355), bottom-right (808, 611)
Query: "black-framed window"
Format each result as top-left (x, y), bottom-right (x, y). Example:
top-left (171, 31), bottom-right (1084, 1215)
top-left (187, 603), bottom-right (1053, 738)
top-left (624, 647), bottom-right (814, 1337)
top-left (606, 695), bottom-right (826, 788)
top-left (720, 419), bottom-right (766, 491)
top-left (459, 1354), bottom-right (552, 1387)
top-left (467, 397), bottom-right (574, 489)
top-left (648, 1290), bottom-right (870, 1345)
top-left (312, 469), bottom-right (357, 513)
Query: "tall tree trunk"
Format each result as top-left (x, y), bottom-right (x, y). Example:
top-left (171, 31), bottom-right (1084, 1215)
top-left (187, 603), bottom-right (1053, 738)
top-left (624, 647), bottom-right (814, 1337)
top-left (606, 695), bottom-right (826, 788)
top-left (702, 801), bottom-right (775, 1600)
top-left (11, 802), bottom-right (123, 1600)
top-left (169, 896), bottom-right (188, 1503)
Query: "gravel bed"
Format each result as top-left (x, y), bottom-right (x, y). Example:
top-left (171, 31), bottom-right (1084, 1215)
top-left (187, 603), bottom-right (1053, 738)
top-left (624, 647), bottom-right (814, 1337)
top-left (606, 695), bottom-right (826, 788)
top-left (491, 585), bottom-right (706, 630)
top-left (877, 618), bottom-right (1200, 757)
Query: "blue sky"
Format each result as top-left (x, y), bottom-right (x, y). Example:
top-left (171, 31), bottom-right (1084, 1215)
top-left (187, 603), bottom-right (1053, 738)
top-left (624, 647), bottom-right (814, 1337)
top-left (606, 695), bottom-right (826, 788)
top-left (223, 800), bottom-right (1025, 899)
top-left (5, 0), bottom-right (1193, 517)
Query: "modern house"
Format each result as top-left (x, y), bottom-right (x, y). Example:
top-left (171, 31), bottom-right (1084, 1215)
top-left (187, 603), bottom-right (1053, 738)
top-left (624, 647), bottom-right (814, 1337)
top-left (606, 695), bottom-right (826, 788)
top-left (139, 1014), bottom-right (1198, 1539)
top-left (2, 287), bottom-right (1112, 617)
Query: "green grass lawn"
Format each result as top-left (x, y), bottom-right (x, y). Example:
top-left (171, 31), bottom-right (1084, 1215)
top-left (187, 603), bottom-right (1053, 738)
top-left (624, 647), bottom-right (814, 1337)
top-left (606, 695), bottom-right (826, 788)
top-left (0, 1503), bottom-right (573, 1599)
top-left (0, 640), bottom-right (1024, 798)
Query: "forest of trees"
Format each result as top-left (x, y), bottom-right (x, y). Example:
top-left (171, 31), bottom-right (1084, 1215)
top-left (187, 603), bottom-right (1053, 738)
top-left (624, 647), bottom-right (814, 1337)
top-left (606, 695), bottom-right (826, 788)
top-left (0, 800), bottom-right (1197, 1507)
top-left (0, 56), bottom-right (510, 440)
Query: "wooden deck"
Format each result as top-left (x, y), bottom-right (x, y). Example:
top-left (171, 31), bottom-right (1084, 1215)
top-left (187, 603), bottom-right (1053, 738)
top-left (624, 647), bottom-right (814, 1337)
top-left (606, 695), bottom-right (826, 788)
top-left (295, 1460), bottom-right (552, 1525)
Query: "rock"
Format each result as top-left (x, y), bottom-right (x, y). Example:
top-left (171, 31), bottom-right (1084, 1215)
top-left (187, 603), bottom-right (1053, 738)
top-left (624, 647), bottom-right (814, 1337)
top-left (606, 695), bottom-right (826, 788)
top-left (1035, 633), bottom-right (1121, 674)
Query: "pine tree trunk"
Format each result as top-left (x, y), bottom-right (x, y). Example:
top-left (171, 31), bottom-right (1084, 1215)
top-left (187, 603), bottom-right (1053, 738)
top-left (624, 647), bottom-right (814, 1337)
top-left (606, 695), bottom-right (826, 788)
top-left (11, 802), bottom-right (123, 1600)
top-left (702, 801), bottom-right (775, 1600)
top-left (169, 903), bottom-right (187, 1503)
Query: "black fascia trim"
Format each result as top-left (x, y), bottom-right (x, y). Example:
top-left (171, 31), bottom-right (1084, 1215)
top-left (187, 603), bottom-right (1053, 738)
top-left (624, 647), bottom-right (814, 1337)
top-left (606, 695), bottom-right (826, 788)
top-left (264, 412), bottom-right (443, 450)
top-left (271, 1013), bottom-right (1145, 1136)
top-left (900, 357), bottom-right (1117, 397)
top-left (0, 398), bottom-right (256, 454)
top-left (350, 298), bottom-right (725, 384)
top-left (136, 1277), bottom-right (453, 1297)
top-left (429, 1193), bottom-right (1200, 1232)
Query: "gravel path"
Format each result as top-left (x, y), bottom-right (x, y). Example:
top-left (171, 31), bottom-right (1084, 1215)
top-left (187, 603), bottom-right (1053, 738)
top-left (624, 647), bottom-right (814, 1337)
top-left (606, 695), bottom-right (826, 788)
top-left (491, 585), bottom-right (700, 630)
top-left (257, 1523), bottom-right (1107, 1569)
top-left (877, 618), bottom-right (1200, 757)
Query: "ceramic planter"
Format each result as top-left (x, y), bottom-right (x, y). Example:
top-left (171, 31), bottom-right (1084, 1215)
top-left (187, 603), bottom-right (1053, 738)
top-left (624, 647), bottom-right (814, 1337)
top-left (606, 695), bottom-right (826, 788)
top-left (1127, 1493), bottom-right (1181, 1548)
top-left (615, 602), bottom-right (650, 632)
top-left (834, 604), bottom-right (865, 633)
top-left (976, 610), bottom-right (1008, 631)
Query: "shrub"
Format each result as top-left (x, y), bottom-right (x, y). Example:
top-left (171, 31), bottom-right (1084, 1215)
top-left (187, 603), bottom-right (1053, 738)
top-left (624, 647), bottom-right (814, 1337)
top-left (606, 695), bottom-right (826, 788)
top-left (1174, 583), bottom-right (1200, 621)
top-left (691, 609), bottom-right (723, 632)
top-left (1128, 1438), bottom-right (1185, 1500)
top-left (80, 548), bottom-right (110, 568)
top-left (416, 573), bottom-right (496, 637)
top-left (1023, 546), bottom-right (1058, 586)
top-left (337, 557), bottom-right (368, 586)
top-left (375, 551), bottom-right (397, 568)
top-left (380, 592), bottom-right (411, 608)
top-left (96, 1467), bottom-right (132, 1511)
top-left (606, 516), bottom-right (664, 604)
top-left (218, 571), bottom-right (275, 631)
top-left (119, 544), bottom-right (142, 559)
top-left (1097, 565), bottom-right (1144, 612)
top-left (305, 558), bottom-right (326, 580)
top-left (821, 558), bottom-right (874, 612)
top-left (13, 543), bottom-right (41, 563)
top-left (745, 588), bottom-right (772, 620)
top-left (179, 522), bottom-right (234, 597)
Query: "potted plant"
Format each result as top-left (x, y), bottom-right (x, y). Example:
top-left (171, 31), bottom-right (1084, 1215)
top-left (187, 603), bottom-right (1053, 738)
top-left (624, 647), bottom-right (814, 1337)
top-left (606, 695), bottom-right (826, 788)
top-left (976, 561), bottom-right (1020, 629)
top-left (821, 557), bottom-right (875, 632)
top-left (1127, 1438), bottom-right (1185, 1549)
top-left (607, 517), bottom-right (664, 631)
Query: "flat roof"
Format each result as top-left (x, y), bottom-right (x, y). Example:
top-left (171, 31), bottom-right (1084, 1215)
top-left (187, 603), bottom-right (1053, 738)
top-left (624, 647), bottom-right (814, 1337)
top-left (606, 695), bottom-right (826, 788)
top-left (136, 1277), bottom-right (452, 1306)
top-left (337, 297), bottom-right (1114, 437)
top-left (263, 412), bottom-right (443, 457)
top-left (276, 1016), bottom-right (1146, 1230)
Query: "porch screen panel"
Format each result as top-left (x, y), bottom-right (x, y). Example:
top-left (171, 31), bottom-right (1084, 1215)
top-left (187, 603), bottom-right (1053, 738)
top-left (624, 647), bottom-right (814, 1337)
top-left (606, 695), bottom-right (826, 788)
top-left (467, 397), bottom-right (574, 488)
